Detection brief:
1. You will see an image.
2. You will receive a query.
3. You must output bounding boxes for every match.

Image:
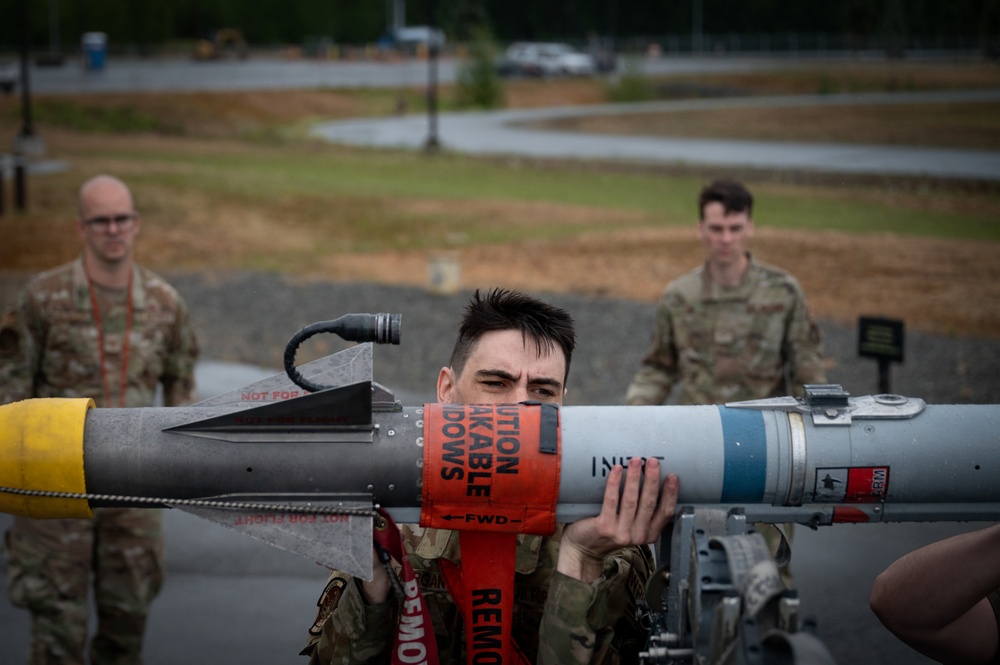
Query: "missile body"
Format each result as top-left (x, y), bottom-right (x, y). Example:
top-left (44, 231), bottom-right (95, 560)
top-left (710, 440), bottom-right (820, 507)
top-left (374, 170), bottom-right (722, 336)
top-left (2, 344), bottom-right (998, 577)
top-left (4, 389), bottom-right (998, 524)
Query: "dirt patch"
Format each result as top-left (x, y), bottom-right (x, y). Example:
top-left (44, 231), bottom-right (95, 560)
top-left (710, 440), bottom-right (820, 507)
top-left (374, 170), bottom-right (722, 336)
top-left (502, 79), bottom-right (609, 107)
top-left (19, 198), bottom-right (997, 339)
top-left (2, 150), bottom-right (995, 339)
top-left (306, 226), bottom-right (1000, 339)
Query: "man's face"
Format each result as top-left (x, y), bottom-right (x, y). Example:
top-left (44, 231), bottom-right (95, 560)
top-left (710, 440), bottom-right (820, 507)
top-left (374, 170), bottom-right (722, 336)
top-left (437, 329), bottom-right (566, 406)
top-left (698, 201), bottom-right (754, 269)
top-left (75, 181), bottom-right (140, 267)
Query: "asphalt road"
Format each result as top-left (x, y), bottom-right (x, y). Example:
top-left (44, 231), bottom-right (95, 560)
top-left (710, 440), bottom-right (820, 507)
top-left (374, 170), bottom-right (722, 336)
top-left (310, 88), bottom-right (1000, 181)
top-left (20, 52), bottom-right (816, 94)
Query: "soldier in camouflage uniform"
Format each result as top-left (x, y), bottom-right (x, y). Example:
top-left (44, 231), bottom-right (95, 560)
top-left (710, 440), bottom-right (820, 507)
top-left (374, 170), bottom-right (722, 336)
top-left (0, 175), bottom-right (199, 665)
top-left (302, 288), bottom-right (679, 664)
top-left (625, 178), bottom-right (826, 582)
top-left (626, 179), bottom-right (826, 406)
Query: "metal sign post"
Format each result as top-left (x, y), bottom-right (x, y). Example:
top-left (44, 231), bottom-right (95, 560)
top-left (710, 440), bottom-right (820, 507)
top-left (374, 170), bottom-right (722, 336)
top-left (858, 316), bottom-right (905, 394)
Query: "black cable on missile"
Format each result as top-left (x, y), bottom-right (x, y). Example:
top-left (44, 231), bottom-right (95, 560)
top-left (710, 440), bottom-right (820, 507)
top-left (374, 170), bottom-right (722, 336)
top-left (283, 313), bottom-right (401, 393)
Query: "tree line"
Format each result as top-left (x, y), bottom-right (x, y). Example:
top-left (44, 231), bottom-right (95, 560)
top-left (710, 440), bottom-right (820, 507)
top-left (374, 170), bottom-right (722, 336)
top-left (3, 0), bottom-right (997, 52)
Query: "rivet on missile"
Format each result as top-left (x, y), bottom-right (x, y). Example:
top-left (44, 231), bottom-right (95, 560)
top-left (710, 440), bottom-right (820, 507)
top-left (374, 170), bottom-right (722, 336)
top-left (416, 437), bottom-right (424, 447)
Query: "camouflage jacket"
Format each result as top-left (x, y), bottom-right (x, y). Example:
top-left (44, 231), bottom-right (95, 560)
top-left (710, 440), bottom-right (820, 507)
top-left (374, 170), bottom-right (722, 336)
top-left (0, 257), bottom-right (199, 407)
top-left (302, 525), bottom-right (654, 665)
top-left (626, 254), bottom-right (826, 406)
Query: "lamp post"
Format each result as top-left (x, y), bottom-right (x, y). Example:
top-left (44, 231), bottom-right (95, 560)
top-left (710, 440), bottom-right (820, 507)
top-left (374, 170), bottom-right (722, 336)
top-left (13, 0), bottom-right (39, 210)
top-left (424, 0), bottom-right (440, 153)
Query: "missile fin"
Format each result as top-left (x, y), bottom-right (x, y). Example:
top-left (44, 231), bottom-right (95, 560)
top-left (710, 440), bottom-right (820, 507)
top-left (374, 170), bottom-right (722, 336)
top-left (192, 344), bottom-right (377, 409)
top-left (165, 381), bottom-right (374, 438)
top-left (175, 496), bottom-right (375, 580)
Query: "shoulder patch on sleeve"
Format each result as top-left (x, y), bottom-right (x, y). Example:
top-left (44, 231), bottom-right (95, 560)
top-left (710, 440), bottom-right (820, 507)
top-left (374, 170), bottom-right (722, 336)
top-left (308, 575), bottom-right (349, 636)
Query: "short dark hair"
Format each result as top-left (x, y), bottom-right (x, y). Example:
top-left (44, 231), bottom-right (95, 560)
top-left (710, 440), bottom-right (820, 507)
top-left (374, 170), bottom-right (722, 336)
top-left (449, 288), bottom-right (576, 383)
top-left (698, 179), bottom-right (753, 219)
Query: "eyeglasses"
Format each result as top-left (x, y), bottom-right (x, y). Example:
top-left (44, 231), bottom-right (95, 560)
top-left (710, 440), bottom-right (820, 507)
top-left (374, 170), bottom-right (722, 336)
top-left (84, 213), bottom-right (138, 232)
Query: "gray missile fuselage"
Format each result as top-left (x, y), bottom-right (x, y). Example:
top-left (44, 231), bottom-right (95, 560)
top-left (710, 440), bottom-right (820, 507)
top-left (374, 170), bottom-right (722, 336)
top-left (4, 342), bottom-right (999, 579)
top-left (79, 393), bottom-right (1000, 526)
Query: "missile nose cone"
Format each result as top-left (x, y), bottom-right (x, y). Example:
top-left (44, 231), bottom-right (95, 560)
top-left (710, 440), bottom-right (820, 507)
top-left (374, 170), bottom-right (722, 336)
top-left (0, 398), bottom-right (94, 518)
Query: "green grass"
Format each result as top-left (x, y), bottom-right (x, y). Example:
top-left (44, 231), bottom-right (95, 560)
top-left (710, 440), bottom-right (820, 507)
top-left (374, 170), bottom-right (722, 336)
top-left (66, 139), bottom-right (1000, 246)
top-left (757, 192), bottom-right (999, 241)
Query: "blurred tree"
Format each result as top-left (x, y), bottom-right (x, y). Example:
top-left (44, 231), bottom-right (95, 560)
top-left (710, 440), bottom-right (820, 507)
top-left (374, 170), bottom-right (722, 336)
top-left (0, 0), bottom-right (990, 53)
top-left (983, 0), bottom-right (1000, 58)
top-left (880, 0), bottom-right (909, 57)
top-left (454, 25), bottom-right (504, 109)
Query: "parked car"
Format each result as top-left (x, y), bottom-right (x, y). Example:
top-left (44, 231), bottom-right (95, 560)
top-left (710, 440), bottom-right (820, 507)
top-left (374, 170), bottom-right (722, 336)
top-left (497, 42), bottom-right (596, 77)
top-left (0, 60), bottom-right (18, 94)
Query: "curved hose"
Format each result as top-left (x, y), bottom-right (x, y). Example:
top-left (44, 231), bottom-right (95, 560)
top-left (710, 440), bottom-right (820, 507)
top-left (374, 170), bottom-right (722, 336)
top-left (283, 313), bottom-right (401, 392)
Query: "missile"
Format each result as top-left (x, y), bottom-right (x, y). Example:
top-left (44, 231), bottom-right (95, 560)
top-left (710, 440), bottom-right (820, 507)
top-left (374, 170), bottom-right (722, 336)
top-left (2, 322), bottom-right (999, 581)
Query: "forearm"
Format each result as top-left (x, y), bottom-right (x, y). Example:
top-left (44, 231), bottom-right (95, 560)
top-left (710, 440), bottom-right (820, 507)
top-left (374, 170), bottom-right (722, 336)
top-left (872, 525), bottom-right (1000, 626)
top-left (871, 524), bottom-right (1000, 663)
top-left (557, 541), bottom-right (606, 585)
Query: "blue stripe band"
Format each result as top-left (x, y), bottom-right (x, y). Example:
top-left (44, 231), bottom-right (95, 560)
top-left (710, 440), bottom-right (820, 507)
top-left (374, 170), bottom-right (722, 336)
top-left (718, 406), bottom-right (767, 502)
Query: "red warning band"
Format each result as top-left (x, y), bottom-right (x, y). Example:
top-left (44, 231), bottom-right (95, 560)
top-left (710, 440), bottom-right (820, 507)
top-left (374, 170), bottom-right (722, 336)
top-left (421, 403), bottom-right (561, 535)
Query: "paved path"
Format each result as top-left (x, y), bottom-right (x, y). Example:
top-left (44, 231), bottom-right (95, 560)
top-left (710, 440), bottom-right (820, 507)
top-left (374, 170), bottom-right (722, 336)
top-left (312, 88), bottom-right (1000, 181)
top-left (22, 53), bottom-right (999, 180)
top-left (21, 53), bottom-right (818, 94)
top-left (25, 57), bottom-right (449, 93)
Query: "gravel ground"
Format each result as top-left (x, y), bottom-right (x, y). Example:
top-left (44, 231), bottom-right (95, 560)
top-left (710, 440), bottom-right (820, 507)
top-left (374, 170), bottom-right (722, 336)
top-left (3, 267), bottom-right (997, 405)
top-left (5, 269), bottom-right (996, 405)
top-left (156, 270), bottom-right (1000, 407)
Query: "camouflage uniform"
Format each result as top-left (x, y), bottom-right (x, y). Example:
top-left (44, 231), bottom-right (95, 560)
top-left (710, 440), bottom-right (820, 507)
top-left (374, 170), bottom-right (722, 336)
top-left (625, 254), bottom-right (826, 406)
top-left (625, 254), bottom-right (825, 581)
top-left (1, 256), bottom-right (199, 665)
top-left (302, 525), bottom-right (653, 664)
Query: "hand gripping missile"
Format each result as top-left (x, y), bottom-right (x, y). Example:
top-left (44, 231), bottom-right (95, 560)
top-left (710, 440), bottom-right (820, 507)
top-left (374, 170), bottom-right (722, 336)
top-left (1, 316), bottom-right (999, 581)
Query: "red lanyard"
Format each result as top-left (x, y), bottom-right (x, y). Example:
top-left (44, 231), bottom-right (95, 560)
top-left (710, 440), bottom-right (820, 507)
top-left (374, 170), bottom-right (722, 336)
top-left (373, 509), bottom-right (441, 665)
top-left (86, 266), bottom-right (133, 408)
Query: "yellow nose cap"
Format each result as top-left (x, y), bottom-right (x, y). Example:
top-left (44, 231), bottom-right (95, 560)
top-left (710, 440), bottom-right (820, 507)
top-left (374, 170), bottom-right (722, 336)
top-left (0, 398), bottom-right (94, 518)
